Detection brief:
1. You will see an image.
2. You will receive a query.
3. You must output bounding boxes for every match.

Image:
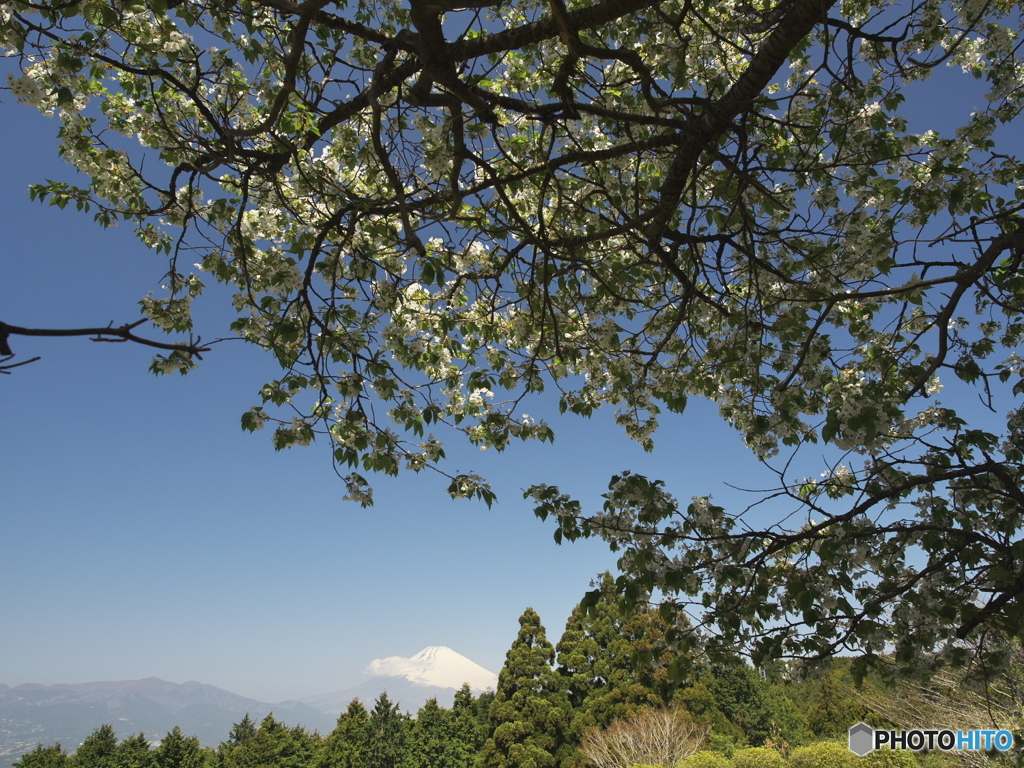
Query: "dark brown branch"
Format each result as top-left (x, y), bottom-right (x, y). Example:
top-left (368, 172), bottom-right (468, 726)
top-left (0, 319), bottom-right (211, 359)
top-left (645, 0), bottom-right (840, 245)
top-left (0, 355), bottom-right (42, 374)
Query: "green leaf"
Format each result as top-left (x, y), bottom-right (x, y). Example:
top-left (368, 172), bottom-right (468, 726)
top-left (83, 2), bottom-right (119, 26)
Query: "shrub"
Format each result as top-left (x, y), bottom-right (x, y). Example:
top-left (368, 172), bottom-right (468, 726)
top-left (788, 741), bottom-right (858, 768)
top-left (914, 752), bottom-right (958, 768)
top-left (678, 752), bottom-right (732, 768)
top-left (730, 747), bottom-right (786, 768)
top-left (863, 750), bottom-right (920, 767)
top-left (580, 709), bottom-right (710, 768)
top-left (704, 733), bottom-right (739, 758)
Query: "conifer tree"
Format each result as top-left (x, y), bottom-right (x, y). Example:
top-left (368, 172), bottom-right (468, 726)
top-left (553, 575), bottom-right (683, 766)
top-left (406, 698), bottom-right (456, 768)
top-left (71, 725), bottom-right (118, 768)
top-left (482, 608), bottom-right (569, 768)
top-left (802, 663), bottom-right (867, 739)
top-left (707, 665), bottom-right (795, 748)
top-left (552, 605), bottom-right (603, 767)
top-left (672, 674), bottom-right (742, 748)
top-left (13, 744), bottom-right (68, 768)
top-left (316, 700), bottom-right (371, 768)
top-left (449, 684), bottom-right (486, 768)
top-left (115, 734), bottom-right (155, 768)
top-left (365, 693), bottom-right (408, 768)
top-left (225, 716), bottom-right (258, 748)
top-left (218, 715), bottom-right (316, 768)
top-left (153, 727), bottom-right (205, 768)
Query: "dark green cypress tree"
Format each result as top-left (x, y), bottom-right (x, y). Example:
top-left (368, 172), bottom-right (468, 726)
top-left (315, 700), bottom-right (371, 768)
top-left (473, 690), bottom-right (494, 737)
top-left (555, 606), bottom-right (600, 713)
top-left (366, 693), bottom-right (408, 768)
top-left (481, 607), bottom-right (569, 768)
top-left (114, 734), bottom-right (154, 768)
top-left (450, 684), bottom-right (485, 766)
top-left (708, 664), bottom-right (786, 747)
top-left (153, 727), bottom-right (205, 768)
top-left (14, 744), bottom-right (68, 768)
top-left (219, 714), bottom-right (316, 768)
top-left (551, 605), bottom-right (601, 768)
top-left (803, 662), bottom-right (865, 739)
top-left (553, 574), bottom-right (684, 767)
top-left (406, 698), bottom-right (454, 768)
top-left (672, 673), bottom-right (741, 747)
top-left (226, 716), bottom-right (258, 747)
top-left (71, 725), bottom-right (119, 768)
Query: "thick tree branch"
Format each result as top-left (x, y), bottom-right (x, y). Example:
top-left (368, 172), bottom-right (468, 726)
top-left (0, 319), bottom-right (211, 361)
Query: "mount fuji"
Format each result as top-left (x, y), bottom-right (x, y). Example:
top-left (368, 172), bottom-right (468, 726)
top-left (302, 646), bottom-right (498, 714)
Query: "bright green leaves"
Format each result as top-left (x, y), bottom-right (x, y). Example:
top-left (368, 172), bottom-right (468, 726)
top-left (7, 0), bottom-right (1024, 678)
top-left (82, 3), bottom-right (118, 28)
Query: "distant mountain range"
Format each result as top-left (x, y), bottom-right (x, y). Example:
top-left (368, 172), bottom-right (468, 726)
top-left (0, 647), bottom-right (497, 768)
top-left (0, 678), bottom-right (333, 768)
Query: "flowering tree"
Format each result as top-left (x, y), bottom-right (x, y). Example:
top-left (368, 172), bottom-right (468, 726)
top-left (4, 0), bottom-right (1024, 676)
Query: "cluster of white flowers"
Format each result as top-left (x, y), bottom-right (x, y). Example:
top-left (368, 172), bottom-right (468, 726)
top-left (453, 241), bottom-right (488, 272)
top-left (7, 71), bottom-right (48, 109)
top-left (150, 353), bottom-right (194, 374)
top-left (448, 473), bottom-right (490, 499)
top-left (414, 115), bottom-right (450, 181)
top-left (163, 28), bottom-right (192, 53)
top-left (140, 294), bottom-right (193, 331)
top-left (342, 474), bottom-right (374, 506)
top-left (467, 388), bottom-right (493, 409)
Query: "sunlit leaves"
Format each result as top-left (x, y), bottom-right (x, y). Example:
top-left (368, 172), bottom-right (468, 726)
top-left (6, 0), bottom-right (1024, 675)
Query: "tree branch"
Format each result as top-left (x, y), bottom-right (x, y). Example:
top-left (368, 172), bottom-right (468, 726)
top-left (0, 319), bottom-right (211, 362)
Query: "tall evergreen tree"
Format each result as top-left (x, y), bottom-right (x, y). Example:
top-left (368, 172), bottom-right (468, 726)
top-left (114, 734), bottom-right (155, 768)
top-left (218, 714), bottom-right (316, 768)
top-left (406, 698), bottom-right (455, 768)
top-left (802, 662), bottom-right (867, 739)
top-left (153, 727), bottom-right (205, 768)
top-left (71, 725), bottom-right (118, 768)
top-left (672, 674), bottom-right (744, 750)
top-left (365, 693), bottom-right (408, 768)
top-left (316, 700), bottom-right (371, 768)
top-left (482, 608), bottom-right (569, 768)
top-left (225, 716), bottom-right (258, 748)
top-left (708, 664), bottom-right (801, 747)
top-left (450, 684), bottom-right (485, 767)
top-left (553, 575), bottom-right (684, 766)
top-left (13, 744), bottom-right (68, 768)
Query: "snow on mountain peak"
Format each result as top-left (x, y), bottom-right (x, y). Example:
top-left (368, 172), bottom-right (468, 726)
top-left (364, 646), bottom-right (497, 691)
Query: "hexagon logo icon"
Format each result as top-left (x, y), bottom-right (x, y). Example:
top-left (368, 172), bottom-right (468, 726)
top-left (849, 722), bottom-right (874, 756)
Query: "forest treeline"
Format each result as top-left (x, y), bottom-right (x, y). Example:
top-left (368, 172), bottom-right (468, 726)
top-left (15, 577), bottom-right (1021, 768)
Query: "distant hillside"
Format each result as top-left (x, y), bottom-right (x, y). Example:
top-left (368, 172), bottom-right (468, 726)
top-left (0, 678), bottom-right (335, 768)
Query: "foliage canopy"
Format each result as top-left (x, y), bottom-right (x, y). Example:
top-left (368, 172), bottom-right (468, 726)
top-left (5, 0), bottom-right (1024, 676)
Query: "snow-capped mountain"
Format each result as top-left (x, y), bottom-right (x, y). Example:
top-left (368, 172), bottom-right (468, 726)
top-left (302, 646), bottom-right (497, 714)
top-left (365, 646), bottom-right (498, 691)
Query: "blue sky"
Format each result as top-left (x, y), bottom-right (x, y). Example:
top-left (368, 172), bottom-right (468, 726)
top-left (0, 37), bottom-right (1013, 706)
top-left (0, 96), bottom-right (785, 703)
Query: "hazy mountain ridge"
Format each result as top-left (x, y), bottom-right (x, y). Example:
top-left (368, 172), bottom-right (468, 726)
top-left (0, 678), bottom-right (335, 768)
top-left (1, 647), bottom-right (498, 767)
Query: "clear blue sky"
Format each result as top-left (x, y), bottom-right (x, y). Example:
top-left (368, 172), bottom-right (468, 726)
top-left (0, 49), bottom-right (1007, 704)
top-left (0, 93), bottom-right (783, 704)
